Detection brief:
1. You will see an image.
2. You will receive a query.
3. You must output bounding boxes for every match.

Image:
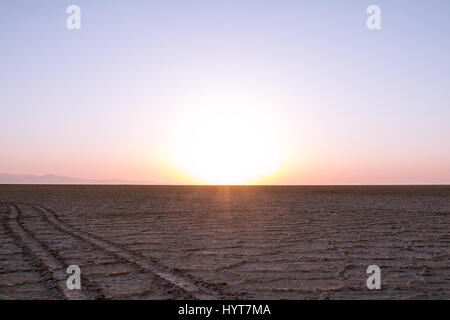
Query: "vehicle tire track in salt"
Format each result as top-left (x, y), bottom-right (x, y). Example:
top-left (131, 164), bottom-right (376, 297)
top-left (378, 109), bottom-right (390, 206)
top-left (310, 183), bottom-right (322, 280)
top-left (6, 204), bottom-right (89, 300)
top-left (31, 203), bottom-right (221, 299)
top-left (12, 203), bottom-right (190, 299)
top-left (0, 202), bottom-right (61, 299)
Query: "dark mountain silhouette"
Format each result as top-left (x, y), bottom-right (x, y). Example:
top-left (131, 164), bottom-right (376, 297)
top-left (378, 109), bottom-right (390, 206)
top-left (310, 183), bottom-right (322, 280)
top-left (0, 173), bottom-right (155, 185)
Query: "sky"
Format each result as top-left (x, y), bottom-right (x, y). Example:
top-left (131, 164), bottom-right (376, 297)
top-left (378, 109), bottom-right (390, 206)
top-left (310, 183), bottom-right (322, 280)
top-left (1, 0), bottom-right (449, 184)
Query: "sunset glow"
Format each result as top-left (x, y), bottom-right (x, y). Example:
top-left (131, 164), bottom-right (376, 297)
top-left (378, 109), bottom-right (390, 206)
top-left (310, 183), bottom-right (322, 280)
top-left (170, 95), bottom-right (282, 184)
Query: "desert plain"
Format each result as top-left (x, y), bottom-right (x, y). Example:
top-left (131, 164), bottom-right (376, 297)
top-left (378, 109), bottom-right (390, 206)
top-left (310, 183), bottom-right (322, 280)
top-left (0, 185), bottom-right (448, 299)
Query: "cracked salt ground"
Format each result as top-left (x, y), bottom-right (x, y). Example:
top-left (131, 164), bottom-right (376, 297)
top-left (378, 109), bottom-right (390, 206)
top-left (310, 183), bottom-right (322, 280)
top-left (0, 185), bottom-right (449, 299)
top-left (0, 203), bottom-right (226, 299)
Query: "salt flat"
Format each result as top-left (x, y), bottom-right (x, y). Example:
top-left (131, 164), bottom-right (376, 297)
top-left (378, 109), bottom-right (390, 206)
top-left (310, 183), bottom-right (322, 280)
top-left (0, 185), bottom-right (448, 299)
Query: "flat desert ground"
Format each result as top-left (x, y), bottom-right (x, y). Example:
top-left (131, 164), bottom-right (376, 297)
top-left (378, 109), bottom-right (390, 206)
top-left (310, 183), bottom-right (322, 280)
top-left (0, 185), bottom-right (448, 299)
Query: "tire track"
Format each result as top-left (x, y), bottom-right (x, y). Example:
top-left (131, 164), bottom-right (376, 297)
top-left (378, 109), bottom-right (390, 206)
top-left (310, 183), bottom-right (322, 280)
top-left (31, 203), bottom-right (221, 299)
top-left (13, 203), bottom-right (189, 299)
top-left (6, 204), bottom-right (88, 300)
top-left (0, 202), bottom-right (62, 299)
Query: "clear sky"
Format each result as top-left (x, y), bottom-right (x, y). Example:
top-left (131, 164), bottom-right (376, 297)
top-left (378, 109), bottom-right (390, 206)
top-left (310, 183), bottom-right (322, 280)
top-left (1, 1), bottom-right (449, 184)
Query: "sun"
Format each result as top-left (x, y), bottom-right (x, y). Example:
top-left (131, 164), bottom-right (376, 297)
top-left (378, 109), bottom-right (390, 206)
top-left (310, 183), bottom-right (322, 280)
top-left (170, 97), bottom-right (282, 185)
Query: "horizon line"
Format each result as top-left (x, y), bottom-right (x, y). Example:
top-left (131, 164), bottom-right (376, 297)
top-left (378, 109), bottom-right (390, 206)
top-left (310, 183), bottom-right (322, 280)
top-left (1, 183), bottom-right (449, 187)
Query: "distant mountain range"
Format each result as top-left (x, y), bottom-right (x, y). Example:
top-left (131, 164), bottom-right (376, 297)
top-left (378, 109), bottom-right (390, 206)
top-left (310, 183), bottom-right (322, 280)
top-left (0, 173), bottom-right (155, 185)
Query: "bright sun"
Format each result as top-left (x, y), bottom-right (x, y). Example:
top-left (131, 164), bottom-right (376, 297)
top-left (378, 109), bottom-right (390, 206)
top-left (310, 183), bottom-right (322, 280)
top-left (170, 97), bottom-right (282, 185)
